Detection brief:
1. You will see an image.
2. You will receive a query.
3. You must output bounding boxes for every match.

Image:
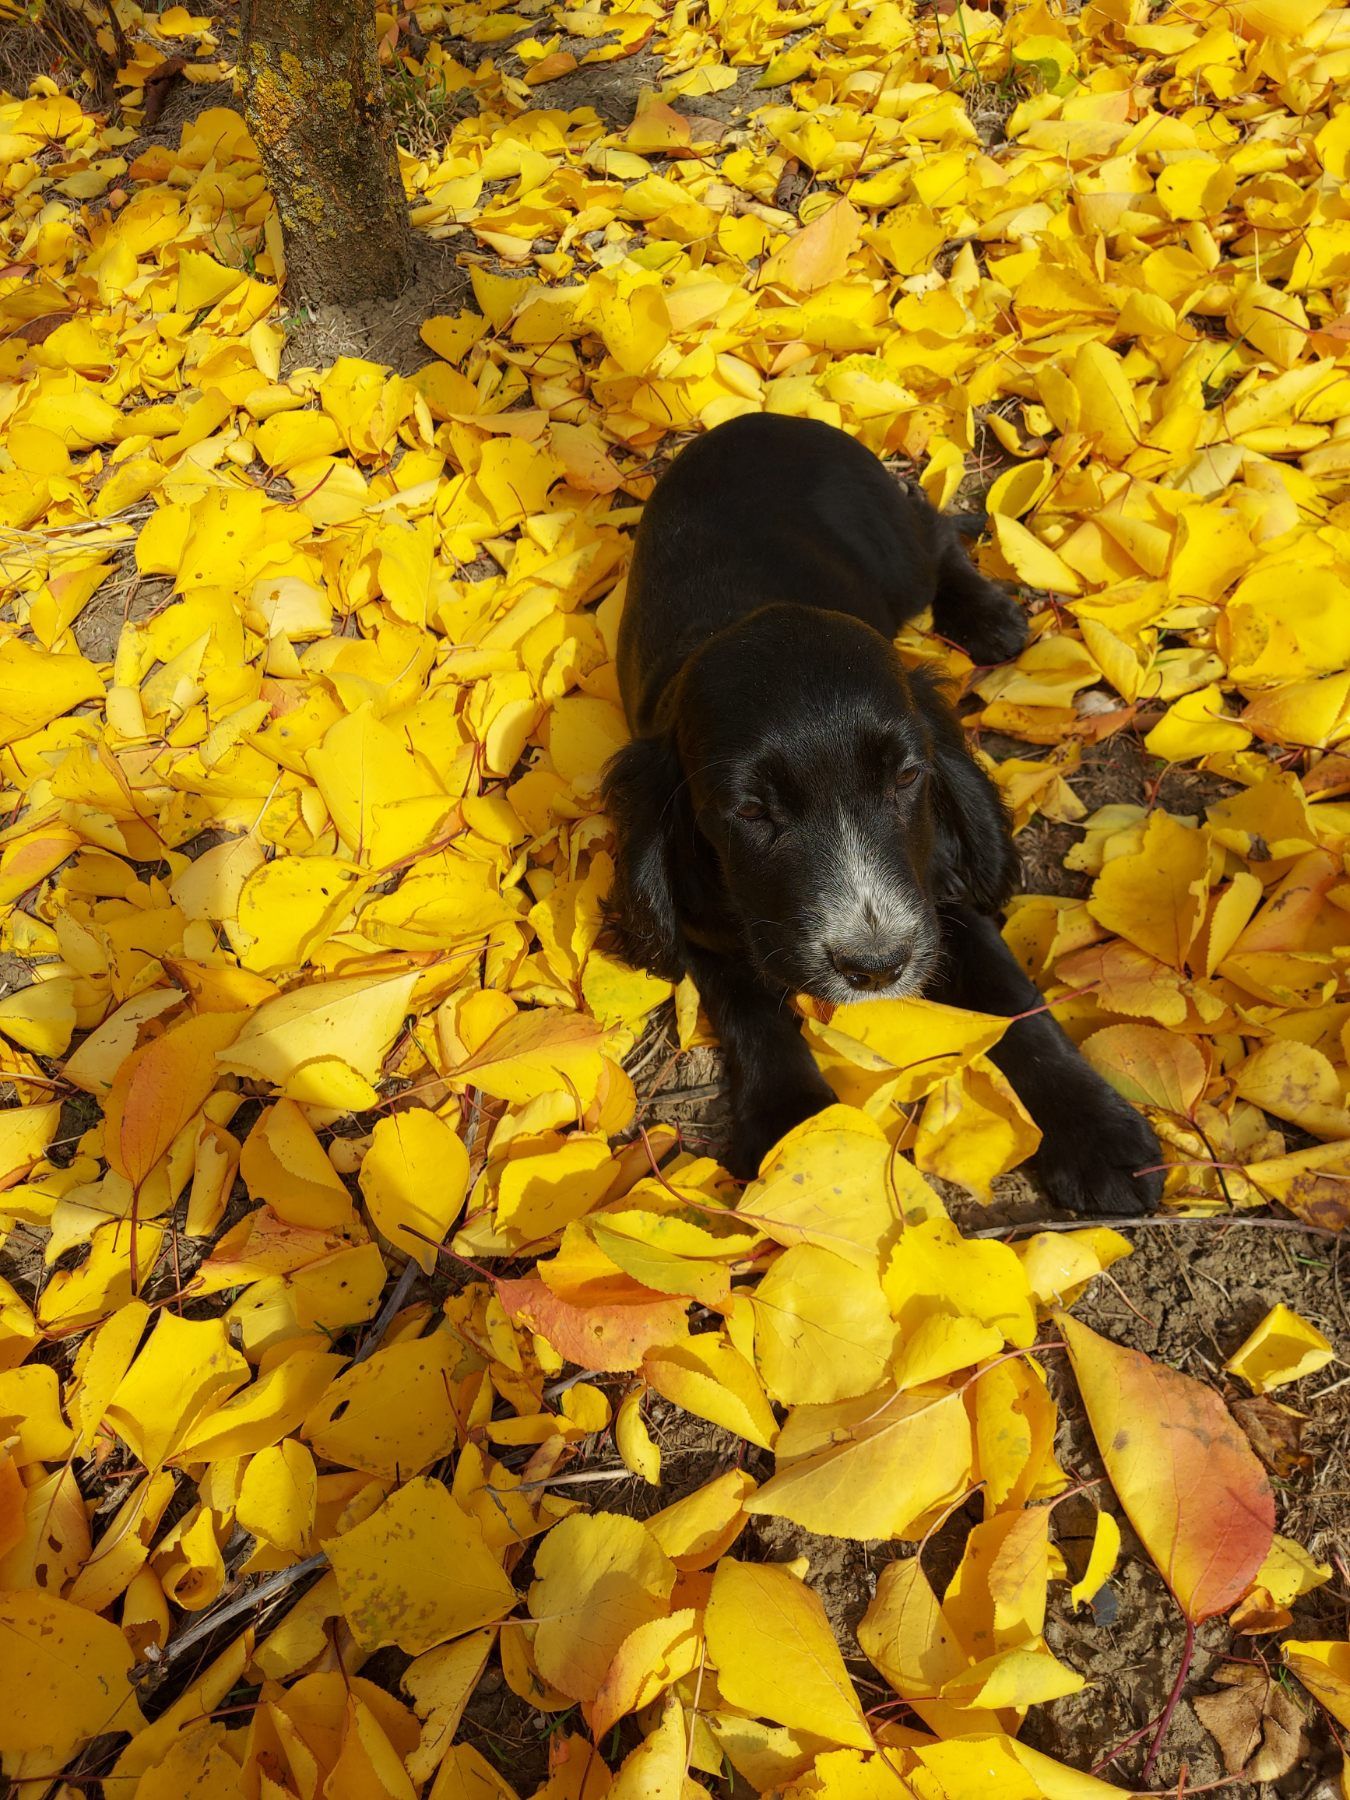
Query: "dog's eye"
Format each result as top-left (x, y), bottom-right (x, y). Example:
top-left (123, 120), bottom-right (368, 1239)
top-left (736, 801), bottom-right (770, 823)
top-left (889, 765), bottom-right (923, 794)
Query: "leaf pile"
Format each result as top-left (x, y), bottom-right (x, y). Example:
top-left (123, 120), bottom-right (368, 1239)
top-left (1, 0), bottom-right (1349, 1792)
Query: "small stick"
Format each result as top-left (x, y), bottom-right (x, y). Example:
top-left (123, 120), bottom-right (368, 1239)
top-left (1142, 1616), bottom-right (1197, 1784)
top-left (968, 1216), bottom-right (1340, 1241)
top-left (155, 1553), bottom-right (327, 1671)
top-left (500, 1467), bottom-right (631, 1491)
top-left (1090, 1706), bottom-right (1164, 1774)
top-left (352, 1256), bottom-right (420, 1364)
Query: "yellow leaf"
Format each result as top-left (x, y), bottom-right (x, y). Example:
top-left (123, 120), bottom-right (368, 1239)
top-left (360, 1109), bottom-right (469, 1272)
top-left (0, 639), bottom-right (103, 746)
top-left (430, 1744), bottom-right (520, 1800)
top-left (609, 1696), bottom-right (704, 1800)
top-left (236, 1438), bottom-right (317, 1556)
top-left (528, 1511), bottom-right (676, 1702)
top-left (616, 1388), bottom-right (662, 1484)
top-left (234, 855), bottom-right (367, 973)
top-left (745, 1108), bottom-right (926, 1266)
top-left (303, 1335), bottom-right (463, 1479)
top-left (1073, 342), bottom-right (1141, 461)
top-left (914, 1058), bottom-right (1041, 1200)
top-left (239, 1099), bottom-right (356, 1229)
top-left (761, 198), bottom-right (864, 295)
top-left (885, 1219), bottom-right (1035, 1348)
top-left (448, 1007), bottom-right (606, 1107)
top-left (588, 1607), bottom-right (702, 1739)
top-left (1282, 1640), bottom-right (1350, 1730)
top-left (645, 1469), bottom-right (756, 1570)
top-left (0, 973), bottom-right (75, 1057)
top-left (941, 1640), bottom-right (1085, 1708)
top-left (0, 1099), bottom-right (62, 1187)
top-left (705, 1558), bottom-right (871, 1749)
top-left (1070, 1510), bottom-right (1121, 1610)
top-left (219, 969), bottom-right (419, 1107)
top-left (1087, 810), bottom-right (1210, 970)
top-left (1223, 1303), bottom-right (1335, 1394)
top-left (402, 1630), bottom-right (494, 1785)
top-left (327, 1476), bottom-right (516, 1653)
top-left (745, 1383), bottom-right (971, 1539)
top-left (421, 311), bottom-right (489, 363)
top-left (106, 1312), bottom-right (249, 1470)
top-left (644, 1332), bottom-right (778, 1449)
top-left (892, 1315), bottom-right (1004, 1390)
top-left (1155, 156), bottom-right (1236, 221)
top-left (751, 1243), bottom-right (897, 1404)
top-left (0, 1365), bottom-right (73, 1466)
top-left (178, 1353), bottom-right (345, 1461)
top-left (990, 515), bottom-right (1082, 596)
top-left (176, 246), bottom-right (246, 311)
top-left (0, 1590), bottom-right (145, 1760)
top-left (594, 276), bottom-right (671, 375)
top-left (1234, 1041), bottom-right (1350, 1141)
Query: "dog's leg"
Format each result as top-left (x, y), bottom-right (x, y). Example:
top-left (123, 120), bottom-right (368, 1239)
top-left (685, 946), bottom-right (836, 1181)
top-left (930, 532), bottom-right (1028, 667)
top-left (931, 903), bottom-right (1163, 1217)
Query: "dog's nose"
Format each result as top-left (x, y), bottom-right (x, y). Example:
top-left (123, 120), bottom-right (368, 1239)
top-left (829, 944), bottom-right (911, 992)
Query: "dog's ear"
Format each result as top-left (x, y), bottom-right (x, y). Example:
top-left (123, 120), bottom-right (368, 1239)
top-left (600, 731), bottom-right (686, 981)
top-left (911, 669), bottom-right (1019, 914)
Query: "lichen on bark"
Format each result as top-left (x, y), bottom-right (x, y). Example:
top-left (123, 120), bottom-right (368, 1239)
top-left (242, 0), bottom-right (414, 306)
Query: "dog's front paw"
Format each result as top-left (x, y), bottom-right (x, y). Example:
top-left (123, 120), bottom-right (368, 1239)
top-left (1030, 1074), bottom-right (1163, 1218)
top-left (952, 588), bottom-right (1028, 666)
top-left (729, 1079), bottom-right (834, 1182)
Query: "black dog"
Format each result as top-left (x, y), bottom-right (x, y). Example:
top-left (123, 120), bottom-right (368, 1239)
top-left (603, 414), bottom-right (1162, 1216)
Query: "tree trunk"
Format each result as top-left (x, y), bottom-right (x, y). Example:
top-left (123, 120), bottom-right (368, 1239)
top-left (241, 0), bottom-right (413, 306)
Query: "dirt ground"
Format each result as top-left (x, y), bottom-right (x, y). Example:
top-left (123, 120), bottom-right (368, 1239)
top-left (7, 10), bottom-right (1348, 1797)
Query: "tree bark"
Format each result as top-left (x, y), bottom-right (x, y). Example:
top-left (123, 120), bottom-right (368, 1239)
top-left (241, 0), bottom-right (413, 306)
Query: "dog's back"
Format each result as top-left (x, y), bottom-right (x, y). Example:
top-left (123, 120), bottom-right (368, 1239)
top-left (619, 415), bottom-right (943, 733)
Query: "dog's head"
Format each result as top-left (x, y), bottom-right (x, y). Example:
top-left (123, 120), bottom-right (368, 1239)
top-left (602, 605), bottom-right (1018, 1003)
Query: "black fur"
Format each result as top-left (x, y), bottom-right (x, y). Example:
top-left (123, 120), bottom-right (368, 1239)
top-left (603, 415), bottom-right (1162, 1215)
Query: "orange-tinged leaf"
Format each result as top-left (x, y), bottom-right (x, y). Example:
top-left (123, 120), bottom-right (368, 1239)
top-left (498, 1273), bottom-right (690, 1374)
top-left (1080, 1024), bottom-right (1208, 1115)
top-left (1060, 1313), bottom-right (1274, 1620)
top-left (104, 1010), bottom-right (242, 1189)
top-left (761, 198), bottom-right (863, 295)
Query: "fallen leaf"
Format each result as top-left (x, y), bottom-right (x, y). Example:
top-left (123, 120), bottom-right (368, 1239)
top-left (705, 1558), bottom-right (871, 1749)
top-left (1061, 1314), bottom-right (1274, 1621)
